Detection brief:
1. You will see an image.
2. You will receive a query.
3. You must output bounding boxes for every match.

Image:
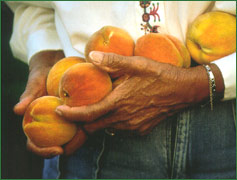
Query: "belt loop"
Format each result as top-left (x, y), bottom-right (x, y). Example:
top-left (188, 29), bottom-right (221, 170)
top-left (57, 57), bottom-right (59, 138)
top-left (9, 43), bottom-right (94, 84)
top-left (171, 110), bottom-right (190, 179)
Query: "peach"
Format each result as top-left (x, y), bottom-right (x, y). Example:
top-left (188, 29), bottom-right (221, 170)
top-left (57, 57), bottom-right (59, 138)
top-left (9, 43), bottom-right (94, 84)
top-left (186, 11), bottom-right (236, 64)
top-left (47, 57), bottom-right (85, 96)
top-left (134, 33), bottom-right (191, 67)
top-left (59, 63), bottom-right (112, 107)
top-left (85, 26), bottom-right (134, 62)
top-left (23, 96), bottom-right (77, 147)
top-left (166, 35), bottom-right (191, 68)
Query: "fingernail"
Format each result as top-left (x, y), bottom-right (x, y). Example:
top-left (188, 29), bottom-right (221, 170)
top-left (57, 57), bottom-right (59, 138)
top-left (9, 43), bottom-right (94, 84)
top-left (55, 108), bottom-right (63, 116)
top-left (89, 51), bottom-right (103, 65)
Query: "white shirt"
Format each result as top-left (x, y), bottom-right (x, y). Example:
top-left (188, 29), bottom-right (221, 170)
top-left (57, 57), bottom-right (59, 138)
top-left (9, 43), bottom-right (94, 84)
top-left (6, 1), bottom-right (236, 100)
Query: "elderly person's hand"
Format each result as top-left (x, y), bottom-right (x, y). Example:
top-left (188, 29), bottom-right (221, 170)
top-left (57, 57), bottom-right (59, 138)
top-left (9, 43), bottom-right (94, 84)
top-left (14, 50), bottom-right (66, 158)
top-left (27, 127), bottom-right (87, 158)
top-left (55, 51), bottom-right (224, 144)
top-left (14, 50), bottom-right (65, 115)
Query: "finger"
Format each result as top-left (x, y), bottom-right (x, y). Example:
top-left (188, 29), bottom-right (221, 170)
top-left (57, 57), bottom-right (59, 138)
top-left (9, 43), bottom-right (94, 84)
top-left (27, 139), bottom-right (63, 159)
top-left (82, 106), bottom-right (163, 134)
top-left (89, 51), bottom-right (132, 77)
top-left (110, 115), bottom-right (155, 132)
top-left (22, 70), bottom-right (48, 99)
top-left (138, 116), bottom-right (166, 136)
top-left (111, 114), bottom-right (166, 135)
top-left (14, 71), bottom-right (48, 115)
top-left (14, 95), bottom-right (35, 115)
top-left (89, 51), bottom-right (161, 76)
top-left (110, 107), bottom-right (162, 130)
top-left (64, 127), bottom-right (88, 156)
top-left (111, 116), bottom-right (147, 131)
top-left (112, 74), bottom-right (130, 89)
top-left (55, 93), bottom-right (115, 122)
top-left (83, 113), bottom-right (114, 133)
top-left (83, 110), bottom-right (131, 134)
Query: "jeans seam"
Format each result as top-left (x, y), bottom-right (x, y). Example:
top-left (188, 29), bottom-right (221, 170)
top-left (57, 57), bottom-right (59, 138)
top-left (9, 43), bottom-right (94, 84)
top-left (94, 133), bottom-right (106, 179)
top-left (56, 155), bottom-right (61, 179)
top-left (171, 110), bottom-right (190, 179)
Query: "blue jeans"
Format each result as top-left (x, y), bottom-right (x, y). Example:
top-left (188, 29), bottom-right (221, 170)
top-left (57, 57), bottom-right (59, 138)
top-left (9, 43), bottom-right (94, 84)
top-left (43, 100), bottom-right (236, 179)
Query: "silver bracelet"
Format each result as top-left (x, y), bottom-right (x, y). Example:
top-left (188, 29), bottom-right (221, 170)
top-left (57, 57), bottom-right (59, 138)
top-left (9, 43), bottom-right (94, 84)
top-left (203, 64), bottom-right (216, 111)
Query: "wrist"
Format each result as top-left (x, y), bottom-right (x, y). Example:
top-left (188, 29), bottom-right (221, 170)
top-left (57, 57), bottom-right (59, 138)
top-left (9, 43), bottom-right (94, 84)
top-left (29, 50), bottom-right (65, 71)
top-left (183, 64), bottom-right (224, 105)
top-left (179, 66), bottom-right (209, 104)
top-left (208, 63), bottom-right (225, 100)
top-left (157, 64), bottom-right (207, 104)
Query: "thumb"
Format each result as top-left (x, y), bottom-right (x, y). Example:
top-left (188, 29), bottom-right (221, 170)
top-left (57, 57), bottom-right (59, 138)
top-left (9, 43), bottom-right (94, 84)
top-left (89, 51), bottom-right (148, 77)
top-left (55, 93), bottom-right (115, 122)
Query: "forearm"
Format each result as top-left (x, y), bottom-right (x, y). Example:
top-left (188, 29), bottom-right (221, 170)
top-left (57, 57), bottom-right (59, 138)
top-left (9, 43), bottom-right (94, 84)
top-left (29, 50), bottom-right (65, 71)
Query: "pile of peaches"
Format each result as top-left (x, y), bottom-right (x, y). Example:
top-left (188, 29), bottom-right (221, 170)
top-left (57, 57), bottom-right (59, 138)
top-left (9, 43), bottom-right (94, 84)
top-left (23, 11), bottom-right (236, 148)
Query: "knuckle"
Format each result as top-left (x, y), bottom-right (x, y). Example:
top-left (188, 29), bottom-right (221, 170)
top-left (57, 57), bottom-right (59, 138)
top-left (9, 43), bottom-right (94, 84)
top-left (102, 53), bottom-right (115, 66)
top-left (127, 121), bottom-right (140, 130)
top-left (81, 107), bottom-right (97, 122)
top-left (159, 108), bottom-right (169, 114)
top-left (103, 53), bottom-right (125, 68)
top-left (128, 120), bottom-right (139, 126)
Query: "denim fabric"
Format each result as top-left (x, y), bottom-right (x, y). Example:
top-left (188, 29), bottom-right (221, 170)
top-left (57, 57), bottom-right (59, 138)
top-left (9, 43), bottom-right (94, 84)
top-left (59, 131), bottom-right (105, 179)
top-left (186, 100), bottom-right (236, 179)
top-left (43, 156), bottom-right (60, 179)
top-left (171, 110), bottom-right (191, 179)
top-left (42, 100), bottom-right (236, 179)
top-left (97, 117), bottom-right (176, 179)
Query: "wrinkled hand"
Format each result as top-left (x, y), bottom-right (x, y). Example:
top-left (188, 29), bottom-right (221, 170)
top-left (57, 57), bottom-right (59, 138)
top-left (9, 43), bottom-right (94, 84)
top-left (14, 50), bottom-right (65, 158)
top-left (56, 51), bottom-right (223, 138)
top-left (27, 126), bottom-right (87, 158)
top-left (14, 50), bottom-right (65, 115)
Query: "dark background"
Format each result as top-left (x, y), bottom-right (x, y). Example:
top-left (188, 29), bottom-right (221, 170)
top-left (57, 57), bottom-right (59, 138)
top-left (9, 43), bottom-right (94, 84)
top-left (1, 2), bottom-right (44, 178)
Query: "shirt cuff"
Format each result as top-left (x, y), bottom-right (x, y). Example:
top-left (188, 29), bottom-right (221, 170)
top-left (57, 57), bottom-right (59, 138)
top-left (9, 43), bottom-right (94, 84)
top-left (27, 29), bottom-right (62, 64)
top-left (213, 53), bottom-right (236, 100)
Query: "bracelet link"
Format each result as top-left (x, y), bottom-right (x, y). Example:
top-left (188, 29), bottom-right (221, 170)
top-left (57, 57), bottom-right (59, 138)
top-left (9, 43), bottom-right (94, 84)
top-left (203, 64), bottom-right (216, 111)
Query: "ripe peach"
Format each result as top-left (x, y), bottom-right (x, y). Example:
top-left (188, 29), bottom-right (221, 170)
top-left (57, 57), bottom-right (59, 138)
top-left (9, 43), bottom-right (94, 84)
top-left (47, 57), bottom-right (85, 96)
top-left (134, 33), bottom-right (191, 67)
top-left (186, 11), bottom-right (236, 64)
top-left (59, 63), bottom-right (112, 107)
top-left (85, 26), bottom-right (134, 62)
top-left (23, 96), bottom-right (77, 147)
top-left (166, 35), bottom-right (191, 68)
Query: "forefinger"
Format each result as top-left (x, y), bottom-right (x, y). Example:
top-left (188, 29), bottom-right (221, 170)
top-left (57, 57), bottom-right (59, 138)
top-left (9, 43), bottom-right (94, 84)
top-left (27, 139), bottom-right (63, 159)
top-left (55, 91), bottom-right (116, 122)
